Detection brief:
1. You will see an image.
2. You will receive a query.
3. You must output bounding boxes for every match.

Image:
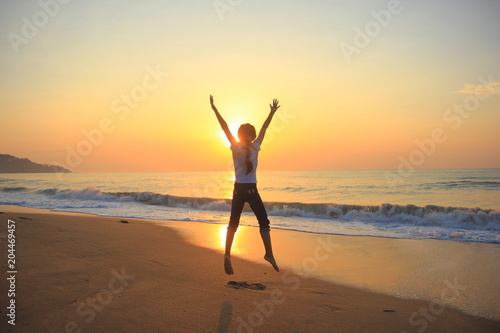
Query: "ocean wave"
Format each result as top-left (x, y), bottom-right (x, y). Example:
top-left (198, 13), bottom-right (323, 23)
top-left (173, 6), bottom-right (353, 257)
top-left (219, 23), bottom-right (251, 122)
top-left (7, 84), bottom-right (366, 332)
top-left (1, 187), bottom-right (29, 192)
top-left (422, 180), bottom-right (500, 190)
top-left (268, 202), bottom-right (500, 230)
top-left (20, 186), bottom-right (500, 232)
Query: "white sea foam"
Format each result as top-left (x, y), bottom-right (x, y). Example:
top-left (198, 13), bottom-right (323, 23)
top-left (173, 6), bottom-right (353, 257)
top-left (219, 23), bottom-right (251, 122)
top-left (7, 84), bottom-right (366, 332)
top-left (1, 182), bottom-right (499, 243)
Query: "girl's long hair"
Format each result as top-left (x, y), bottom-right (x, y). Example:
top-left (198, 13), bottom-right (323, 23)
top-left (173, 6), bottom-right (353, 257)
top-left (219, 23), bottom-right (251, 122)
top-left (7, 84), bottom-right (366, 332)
top-left (238, 123), bottom-right (257, 175)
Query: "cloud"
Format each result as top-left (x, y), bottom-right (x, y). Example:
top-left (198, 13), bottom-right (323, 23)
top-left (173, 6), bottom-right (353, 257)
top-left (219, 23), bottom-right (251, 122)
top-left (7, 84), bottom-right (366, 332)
top-left (454, 77), bottom-right (500, 95)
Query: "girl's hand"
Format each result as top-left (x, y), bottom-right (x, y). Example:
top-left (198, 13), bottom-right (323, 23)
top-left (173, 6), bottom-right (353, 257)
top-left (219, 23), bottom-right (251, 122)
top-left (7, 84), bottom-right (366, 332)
top-left (210, 95), bottom-right (216, 109)
top-left (270, 99), bottom-right (280, 113)
top-left (257, 98), bottom-right (280, 144)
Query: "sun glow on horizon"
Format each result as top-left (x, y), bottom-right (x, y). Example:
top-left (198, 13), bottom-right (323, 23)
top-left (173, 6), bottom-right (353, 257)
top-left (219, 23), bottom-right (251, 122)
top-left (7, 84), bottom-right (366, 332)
top-left (218, 122), bottom-right (242, 147)
top-left (1, 2), bottom-right (499, 171)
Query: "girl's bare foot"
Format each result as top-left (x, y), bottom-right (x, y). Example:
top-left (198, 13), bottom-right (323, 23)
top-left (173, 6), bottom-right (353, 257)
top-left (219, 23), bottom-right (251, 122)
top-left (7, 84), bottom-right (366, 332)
top-left (264, 255), bottom-right (280, 272)
top-left (224, 255), bottom-right (234, 275)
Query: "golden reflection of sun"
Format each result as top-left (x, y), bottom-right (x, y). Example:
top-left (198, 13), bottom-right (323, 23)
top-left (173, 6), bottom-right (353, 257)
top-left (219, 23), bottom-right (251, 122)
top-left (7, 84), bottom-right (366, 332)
top-left (218, 224), bottom-right (227, 249)
top-left (217, 224), bottom-right (240, 255)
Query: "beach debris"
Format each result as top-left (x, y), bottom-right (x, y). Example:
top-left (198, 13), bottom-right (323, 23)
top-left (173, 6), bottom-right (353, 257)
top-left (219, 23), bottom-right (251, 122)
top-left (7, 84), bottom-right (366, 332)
top-left (226, 281), bottom-right (266, 290)
top-left (383, 309), bottom-right (396, 312)
top-left (119, 220), bottom-right (129, 223)
top-left (18, 216), bottom-right (32, 220)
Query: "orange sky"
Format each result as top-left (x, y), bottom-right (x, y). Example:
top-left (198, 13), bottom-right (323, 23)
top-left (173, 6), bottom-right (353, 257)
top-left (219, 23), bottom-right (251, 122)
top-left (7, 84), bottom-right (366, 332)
top-left (1, 1), bottom-right (499, 172)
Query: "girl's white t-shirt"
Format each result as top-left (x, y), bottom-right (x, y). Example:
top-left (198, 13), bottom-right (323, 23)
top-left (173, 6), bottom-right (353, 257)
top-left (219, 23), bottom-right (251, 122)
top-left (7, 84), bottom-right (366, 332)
top-left (230, 139), bottom-right (261, 183)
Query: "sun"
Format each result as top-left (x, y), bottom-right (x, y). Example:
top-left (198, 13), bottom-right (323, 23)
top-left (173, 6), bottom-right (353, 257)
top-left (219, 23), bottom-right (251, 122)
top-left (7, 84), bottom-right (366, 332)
top-left (218, 122), bottom-right (242, 147)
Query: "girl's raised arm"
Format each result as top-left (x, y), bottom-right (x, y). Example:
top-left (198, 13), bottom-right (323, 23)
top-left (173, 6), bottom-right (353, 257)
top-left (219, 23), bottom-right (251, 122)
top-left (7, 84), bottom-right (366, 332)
top-left (257, 99), bottom-right (280, 144)
top-left (210, 95), bottom-right (236, 145)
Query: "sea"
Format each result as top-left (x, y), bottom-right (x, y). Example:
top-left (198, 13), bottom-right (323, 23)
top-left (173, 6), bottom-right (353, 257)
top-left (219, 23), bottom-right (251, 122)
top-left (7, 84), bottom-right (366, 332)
top-left (1, 168), bottom-right (499, 244)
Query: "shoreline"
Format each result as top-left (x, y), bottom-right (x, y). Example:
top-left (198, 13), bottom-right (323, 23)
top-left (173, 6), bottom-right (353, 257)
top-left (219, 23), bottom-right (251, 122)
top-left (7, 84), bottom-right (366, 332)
top-left (2, 204), bottom-right (500, 320)
top-left (153, 216), bottom-right (500, 321)
top-left (1, 203), bottom-right (498, 244)
top-left (0, 205), bottom-right (499, 332)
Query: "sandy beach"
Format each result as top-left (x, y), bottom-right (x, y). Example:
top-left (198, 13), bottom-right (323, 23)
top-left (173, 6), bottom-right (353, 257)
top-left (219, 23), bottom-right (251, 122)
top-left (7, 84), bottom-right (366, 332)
top-left (0, 205), bottom-right (499, 333)
top-left (2, 0), bottom-right (499, 332)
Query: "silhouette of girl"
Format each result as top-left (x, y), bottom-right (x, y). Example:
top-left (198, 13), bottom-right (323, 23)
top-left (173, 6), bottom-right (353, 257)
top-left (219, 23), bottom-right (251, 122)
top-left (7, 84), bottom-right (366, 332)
top-left (210, 95), bottom-right (280, 275)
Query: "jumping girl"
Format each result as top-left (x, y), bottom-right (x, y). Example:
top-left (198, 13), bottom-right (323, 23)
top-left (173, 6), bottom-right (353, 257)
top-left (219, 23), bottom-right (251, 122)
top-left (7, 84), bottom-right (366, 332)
top-left (210, 95), bottom-right (280, 275)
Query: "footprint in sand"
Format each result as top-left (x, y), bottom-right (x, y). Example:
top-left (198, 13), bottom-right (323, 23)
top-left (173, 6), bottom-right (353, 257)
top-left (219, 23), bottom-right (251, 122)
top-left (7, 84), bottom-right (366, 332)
top-left (216, 301), bottom-right (233, 333)
top-left (320, 304), bottom-right (346, 312)
top-left (226, 281), bottom-right (266, 290)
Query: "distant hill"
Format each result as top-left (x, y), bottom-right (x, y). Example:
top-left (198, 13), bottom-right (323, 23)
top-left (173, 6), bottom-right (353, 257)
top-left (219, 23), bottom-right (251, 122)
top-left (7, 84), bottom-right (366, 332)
top-left (0, 154), bottom-right (71, 173)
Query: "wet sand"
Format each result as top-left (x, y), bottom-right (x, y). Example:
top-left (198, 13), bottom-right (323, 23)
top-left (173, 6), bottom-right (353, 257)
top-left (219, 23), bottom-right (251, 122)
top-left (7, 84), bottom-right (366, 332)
top-left (0, 205), bottom-right (499, 332)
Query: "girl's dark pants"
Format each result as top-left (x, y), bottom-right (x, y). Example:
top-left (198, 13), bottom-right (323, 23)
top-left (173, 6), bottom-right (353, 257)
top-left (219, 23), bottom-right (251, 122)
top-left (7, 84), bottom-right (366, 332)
top-left (228, 182), bottom-right (270, 233)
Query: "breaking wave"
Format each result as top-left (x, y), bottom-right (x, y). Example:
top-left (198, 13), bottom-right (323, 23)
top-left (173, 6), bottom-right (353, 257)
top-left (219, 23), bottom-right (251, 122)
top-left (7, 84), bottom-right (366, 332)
top-left (3, 186), bottom-right (498, 233)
